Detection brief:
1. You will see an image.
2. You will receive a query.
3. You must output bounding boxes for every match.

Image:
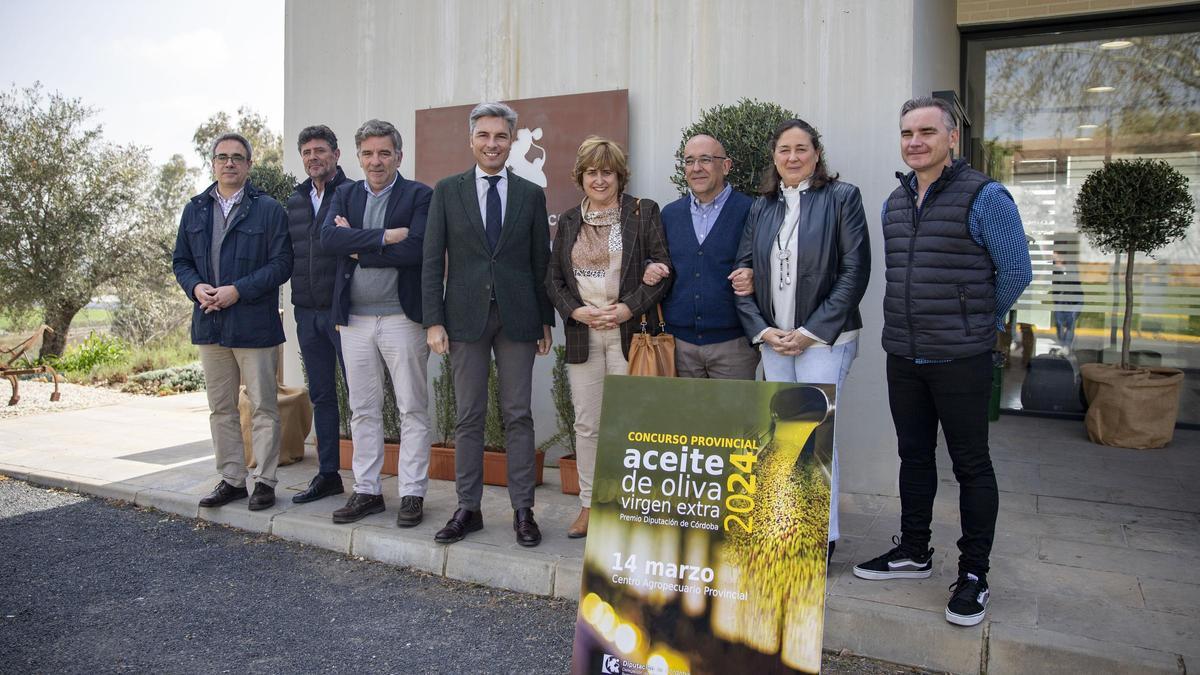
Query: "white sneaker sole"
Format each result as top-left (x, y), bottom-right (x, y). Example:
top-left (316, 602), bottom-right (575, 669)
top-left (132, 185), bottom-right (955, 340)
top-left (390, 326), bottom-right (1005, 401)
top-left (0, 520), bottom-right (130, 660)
top-left (946, 608), bottom-right (986, 626)
top-left (852, 567), bottom-right (933, 580)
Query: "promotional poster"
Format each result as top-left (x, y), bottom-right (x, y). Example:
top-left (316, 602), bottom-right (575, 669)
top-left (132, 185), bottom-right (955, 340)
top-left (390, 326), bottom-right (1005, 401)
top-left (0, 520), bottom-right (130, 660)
top-left (572, 376), bottom-right (836, 675)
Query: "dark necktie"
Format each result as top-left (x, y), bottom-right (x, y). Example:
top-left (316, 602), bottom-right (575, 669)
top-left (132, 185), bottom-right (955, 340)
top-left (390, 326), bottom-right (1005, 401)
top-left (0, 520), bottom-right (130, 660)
top-left (484, 175), bottom-right (502, 252)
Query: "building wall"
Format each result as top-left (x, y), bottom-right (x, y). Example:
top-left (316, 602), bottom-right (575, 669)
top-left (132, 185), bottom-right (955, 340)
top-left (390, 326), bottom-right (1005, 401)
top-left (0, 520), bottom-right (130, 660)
top-left (283, 0), bottom-right (961, 496)
top-left (957, 0), bottom-right (1194, 25)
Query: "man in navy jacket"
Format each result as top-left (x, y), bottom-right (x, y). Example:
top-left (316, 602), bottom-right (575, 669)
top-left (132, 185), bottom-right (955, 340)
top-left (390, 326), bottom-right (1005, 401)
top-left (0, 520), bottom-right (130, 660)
top-left (644, 134), bottom-right (758, 379)
top-left (286, 125), bottom-right (351, 504)
top-left (172, 133), bottom-right (293, 512)
top-left (319, 119), bottom-right (432, 528)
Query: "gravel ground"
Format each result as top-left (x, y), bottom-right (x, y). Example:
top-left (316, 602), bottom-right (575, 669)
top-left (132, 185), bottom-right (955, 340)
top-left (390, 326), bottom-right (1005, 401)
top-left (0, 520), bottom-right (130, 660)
top-left (0, 478), bottom-right (936, 675)
top-left (0, 380), bottom-right (138, 419)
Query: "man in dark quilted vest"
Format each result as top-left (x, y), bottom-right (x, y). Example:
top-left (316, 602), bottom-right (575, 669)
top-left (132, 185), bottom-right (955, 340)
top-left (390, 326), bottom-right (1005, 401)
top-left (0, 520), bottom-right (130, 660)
top-left (286, 125), bottom-right (350, 504)
top-left (852, 97), bottom-right (1032, 628)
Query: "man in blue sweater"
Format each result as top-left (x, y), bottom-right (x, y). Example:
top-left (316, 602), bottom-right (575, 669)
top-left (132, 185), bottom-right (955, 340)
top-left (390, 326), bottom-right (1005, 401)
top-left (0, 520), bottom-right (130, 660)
top-left (643, 134), bottom-right (757, 379)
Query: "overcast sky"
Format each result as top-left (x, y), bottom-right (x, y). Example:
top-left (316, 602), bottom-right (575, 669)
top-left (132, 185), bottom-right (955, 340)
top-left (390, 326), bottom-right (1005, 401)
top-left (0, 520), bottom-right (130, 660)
top-left (0, 0), bottom-right (284, 168)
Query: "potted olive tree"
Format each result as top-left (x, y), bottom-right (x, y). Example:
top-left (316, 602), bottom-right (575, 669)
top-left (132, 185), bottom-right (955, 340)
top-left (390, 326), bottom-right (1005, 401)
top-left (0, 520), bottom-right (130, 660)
top-left (670, 98), bottom-right (795, 197)
top-left (428, 354), bottom-right (458, 480)
top-left (549, 345), bottom-right (581, 495)
top-left (480, 359), bottom-right (544, 486)
top-left (1074, 158), bottom-right (1193, 449)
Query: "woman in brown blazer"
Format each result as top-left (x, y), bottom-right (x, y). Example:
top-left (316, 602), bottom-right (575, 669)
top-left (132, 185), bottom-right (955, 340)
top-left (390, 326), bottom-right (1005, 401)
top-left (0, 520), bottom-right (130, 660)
top-left (545, 136), bottom-right (671, 538)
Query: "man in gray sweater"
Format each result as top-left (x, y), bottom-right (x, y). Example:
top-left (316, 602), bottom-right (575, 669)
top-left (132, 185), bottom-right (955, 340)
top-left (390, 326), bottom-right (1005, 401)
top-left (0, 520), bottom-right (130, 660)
top-left (318, 119), bottom-right (433, 527)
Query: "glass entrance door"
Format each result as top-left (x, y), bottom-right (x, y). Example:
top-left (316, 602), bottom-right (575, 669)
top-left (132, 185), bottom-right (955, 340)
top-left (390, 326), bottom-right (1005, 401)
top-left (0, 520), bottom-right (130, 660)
top-left (964, 17), bottom-right (1200, 426)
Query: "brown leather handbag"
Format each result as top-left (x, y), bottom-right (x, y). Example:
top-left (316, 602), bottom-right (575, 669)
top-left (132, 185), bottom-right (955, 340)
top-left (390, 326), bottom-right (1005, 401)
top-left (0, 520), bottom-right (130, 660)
top-left (627, 305), bottom-right (676, 377)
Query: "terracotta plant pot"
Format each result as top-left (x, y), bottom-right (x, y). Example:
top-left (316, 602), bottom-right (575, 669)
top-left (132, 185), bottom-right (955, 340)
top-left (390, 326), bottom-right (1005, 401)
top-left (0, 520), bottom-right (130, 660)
top-left (338, 438), bottom-right (401, 476)
top-left (559, 454), bottom-right (580, 495)
top-left (429, 443), bottom-right (456, 481)
top-left (1080, 363), bottom-right (1184, 449)
top-left (482, 448), bottom-right (545, 487)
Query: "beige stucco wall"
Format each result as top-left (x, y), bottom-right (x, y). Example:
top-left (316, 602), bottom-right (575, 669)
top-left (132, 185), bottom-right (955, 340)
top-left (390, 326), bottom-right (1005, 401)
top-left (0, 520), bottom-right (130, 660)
top-left (957, 0), bottom-right (1194, 25)
top-left (283, 0), bottom-right (963, 497)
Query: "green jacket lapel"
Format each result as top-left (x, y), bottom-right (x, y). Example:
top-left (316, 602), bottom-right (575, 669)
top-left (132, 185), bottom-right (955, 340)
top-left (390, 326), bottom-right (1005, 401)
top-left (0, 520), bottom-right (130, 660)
top-left (497, 168), bottom-right (528, 252)
top-left (456, 168), bottom-right (489, 249)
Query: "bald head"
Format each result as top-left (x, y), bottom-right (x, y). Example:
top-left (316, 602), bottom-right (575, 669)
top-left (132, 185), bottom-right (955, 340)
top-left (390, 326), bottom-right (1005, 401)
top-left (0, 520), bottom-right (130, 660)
top-left (683, 134), bottom-right (732, 203)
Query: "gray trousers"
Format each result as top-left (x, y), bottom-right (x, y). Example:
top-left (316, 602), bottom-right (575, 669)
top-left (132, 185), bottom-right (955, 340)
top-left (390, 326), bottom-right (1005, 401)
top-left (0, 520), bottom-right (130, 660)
top-left (674, 335), bottom-right (761, 380)
top-left (197, 344), bottom-right (280, 488)
top-left (449, 303), bottom-right (538, 511)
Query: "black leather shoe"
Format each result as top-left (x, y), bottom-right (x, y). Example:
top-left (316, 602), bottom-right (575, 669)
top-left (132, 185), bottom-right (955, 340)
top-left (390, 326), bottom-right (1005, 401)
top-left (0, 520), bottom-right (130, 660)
top-left (513, 507), bottom-right (541, 547)
top-left (292, 474), bottom-right (345, 504)
top-left (248, 483), bottom-right (275, 511)
top-left (396, 495), bottom-right (424, 528)
top-left (198, 481), bottom-right (248, 508)
top-left (332, 493), bottom-right (385, 524)
top-left (434, 508), bottom-right (482, 544)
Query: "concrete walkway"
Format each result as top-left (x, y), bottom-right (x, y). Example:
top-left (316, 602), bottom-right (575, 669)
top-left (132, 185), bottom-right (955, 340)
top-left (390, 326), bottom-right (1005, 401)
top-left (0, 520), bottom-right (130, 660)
top-left (1, 393), bottom-right (1196, 674)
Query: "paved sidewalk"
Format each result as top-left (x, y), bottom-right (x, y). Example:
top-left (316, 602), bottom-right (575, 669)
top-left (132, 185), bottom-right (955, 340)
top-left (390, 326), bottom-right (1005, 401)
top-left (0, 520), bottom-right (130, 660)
top-left (1, 393), bottom-right (1196, 673)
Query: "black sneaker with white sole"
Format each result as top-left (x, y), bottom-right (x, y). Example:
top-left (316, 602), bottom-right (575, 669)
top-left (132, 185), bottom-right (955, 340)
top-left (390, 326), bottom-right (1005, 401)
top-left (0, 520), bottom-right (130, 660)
top-left (945, 573), bottom-right (989, 626)
top-left (852, 535), bottom-right (934, 580)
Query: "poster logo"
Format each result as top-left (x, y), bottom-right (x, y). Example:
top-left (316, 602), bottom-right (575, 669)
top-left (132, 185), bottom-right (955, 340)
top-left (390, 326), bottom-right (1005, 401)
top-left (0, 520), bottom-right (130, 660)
top-left (601, 654), bottom-right (622, 674)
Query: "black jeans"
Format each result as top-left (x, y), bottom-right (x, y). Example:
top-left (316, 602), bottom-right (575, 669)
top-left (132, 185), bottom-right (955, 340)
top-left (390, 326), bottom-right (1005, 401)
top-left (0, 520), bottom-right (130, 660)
top-left (294, 306), bottom-right (345, 476)
top-left (887, 352), bottom-right (997, 577)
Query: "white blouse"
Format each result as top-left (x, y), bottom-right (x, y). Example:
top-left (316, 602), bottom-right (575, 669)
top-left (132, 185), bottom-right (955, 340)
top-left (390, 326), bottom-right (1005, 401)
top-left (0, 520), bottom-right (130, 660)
top-left (762, 179), bottom-right (859, 347)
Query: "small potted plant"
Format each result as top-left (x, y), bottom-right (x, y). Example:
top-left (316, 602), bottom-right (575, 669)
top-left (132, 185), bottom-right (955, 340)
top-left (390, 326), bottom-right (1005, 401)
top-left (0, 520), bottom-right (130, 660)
top-left (336, 365), bottom-right (402, 475)
top-left (481, 359), bottom-right (544, 486)
top-left (1074, 158), bottom-right (1193, 448)
top-left (550, 345), bottom-right (580, 495)
top-left (428, 354), bottom-right (457, 480)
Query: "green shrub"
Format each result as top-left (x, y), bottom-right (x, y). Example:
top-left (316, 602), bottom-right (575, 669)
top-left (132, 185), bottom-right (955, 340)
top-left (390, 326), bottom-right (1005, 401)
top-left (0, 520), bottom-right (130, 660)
top-left (485, 360), bottom-right (505, 449)
top-left (49, 332), bottom-right (129, 374)
top-left (249, 164), bottom-right (298, 204)
top-left (433, 354), bottom-right (457, 445)
top-left (125, 362), bottom-right (205, 394)
top-left (670, 98), bottom-right (796, 197)
top-left (547, 345), bottom-right (575, 454)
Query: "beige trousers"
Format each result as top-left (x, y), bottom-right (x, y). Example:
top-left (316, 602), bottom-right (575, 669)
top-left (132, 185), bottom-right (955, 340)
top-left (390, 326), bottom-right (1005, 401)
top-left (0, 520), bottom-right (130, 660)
top-left (198, 344), bottom-right (281, 488)
top-left (567, 327), bottom-right (627, 507)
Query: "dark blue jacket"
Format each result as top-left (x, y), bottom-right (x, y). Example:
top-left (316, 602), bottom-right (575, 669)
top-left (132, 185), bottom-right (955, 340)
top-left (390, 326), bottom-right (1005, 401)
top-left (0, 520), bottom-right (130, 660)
top-left (660, 189), bottom-right (753, 345)
top-left (286, 166), bottom-right (349, 310)
top-left (172, 182), bottom-right (293, 348)
top-left (319, 174), bottom-right (431, 326)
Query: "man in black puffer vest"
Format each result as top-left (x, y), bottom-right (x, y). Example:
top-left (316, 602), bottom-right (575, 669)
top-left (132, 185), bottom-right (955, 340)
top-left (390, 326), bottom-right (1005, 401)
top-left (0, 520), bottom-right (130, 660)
top-left (853, 98), bottom-right (1031, 629)
top-left (287, 125), bottom-right (350, 503)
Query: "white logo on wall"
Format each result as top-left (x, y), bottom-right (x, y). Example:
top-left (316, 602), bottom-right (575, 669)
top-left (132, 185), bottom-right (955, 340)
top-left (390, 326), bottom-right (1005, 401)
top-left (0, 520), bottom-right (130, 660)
top-left (600, 654), bottom-right (622, 674)
top-left (508, 127), bottom-right (547, 187)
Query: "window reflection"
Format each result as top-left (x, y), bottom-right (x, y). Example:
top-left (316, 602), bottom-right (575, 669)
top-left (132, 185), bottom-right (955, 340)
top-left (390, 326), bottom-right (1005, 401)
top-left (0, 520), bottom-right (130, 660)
top-left (968, 27), bottom-right (1200, 425)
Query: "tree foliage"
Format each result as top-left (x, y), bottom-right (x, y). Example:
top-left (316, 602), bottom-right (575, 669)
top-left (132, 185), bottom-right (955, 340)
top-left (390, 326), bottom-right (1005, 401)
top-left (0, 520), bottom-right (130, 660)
top-left (1074, 158), bottom-right (1194, 368)
top-left (249, 163), bottom-right (298, 204)
top-left (112, 154), bottom-right (197, 345)
top-left (192, 106), bottom-right (283, 168)
top-left (0, 83), bottom-right (156, 358)
top-left (671, 98), bottom-right (796, 196)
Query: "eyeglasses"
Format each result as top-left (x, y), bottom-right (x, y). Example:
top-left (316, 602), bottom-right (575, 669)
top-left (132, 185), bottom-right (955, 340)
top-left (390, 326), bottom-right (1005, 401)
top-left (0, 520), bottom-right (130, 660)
top-left (213, 153), bottom-right (248, 165)
top-left (681, 155), bottom-right (727, 168)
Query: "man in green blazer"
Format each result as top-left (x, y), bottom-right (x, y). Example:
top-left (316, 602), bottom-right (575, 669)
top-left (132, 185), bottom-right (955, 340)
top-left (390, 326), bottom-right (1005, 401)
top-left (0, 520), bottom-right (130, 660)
top-left (422, 101), bottom-right (555, 547)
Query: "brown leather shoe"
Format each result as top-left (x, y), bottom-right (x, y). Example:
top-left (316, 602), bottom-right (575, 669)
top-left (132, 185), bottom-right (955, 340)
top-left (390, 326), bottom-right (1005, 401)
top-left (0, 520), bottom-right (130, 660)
top-left (513, 507), bottom-right (541, 547)
top-left (331, 492), bottom-right (385, 524)
top-left (434, 508), bottom-right (482, 544)
top-left (567, 507), bottom-right (589, 539)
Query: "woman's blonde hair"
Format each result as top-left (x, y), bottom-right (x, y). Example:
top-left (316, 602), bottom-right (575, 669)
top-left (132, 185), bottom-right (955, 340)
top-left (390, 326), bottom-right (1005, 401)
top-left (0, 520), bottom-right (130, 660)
top-left (572, 136), bottom-right (629, 193)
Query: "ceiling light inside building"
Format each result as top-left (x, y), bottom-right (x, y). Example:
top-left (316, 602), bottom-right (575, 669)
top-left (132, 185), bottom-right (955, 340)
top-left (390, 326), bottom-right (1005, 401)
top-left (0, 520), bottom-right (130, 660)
top-left (1087, 85), bottom-right (1116, 93)
top-left (1100, 40), bottom-right (1134, 50)
top-left (1078, 124), bottom-right (1099, 129)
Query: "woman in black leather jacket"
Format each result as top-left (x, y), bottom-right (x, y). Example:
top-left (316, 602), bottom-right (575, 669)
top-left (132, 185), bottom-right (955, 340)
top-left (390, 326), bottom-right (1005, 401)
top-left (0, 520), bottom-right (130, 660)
top-left (735, 118), bottom-right (871, 554)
